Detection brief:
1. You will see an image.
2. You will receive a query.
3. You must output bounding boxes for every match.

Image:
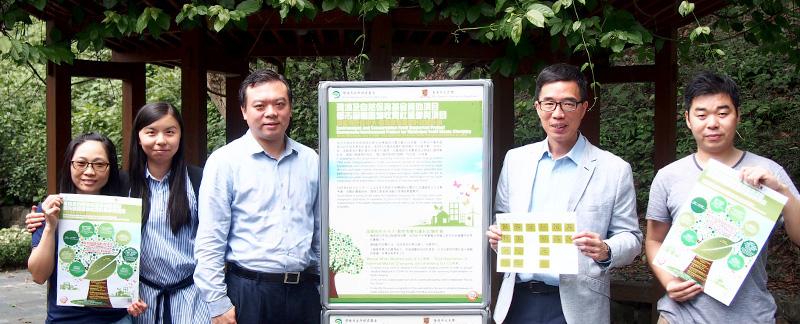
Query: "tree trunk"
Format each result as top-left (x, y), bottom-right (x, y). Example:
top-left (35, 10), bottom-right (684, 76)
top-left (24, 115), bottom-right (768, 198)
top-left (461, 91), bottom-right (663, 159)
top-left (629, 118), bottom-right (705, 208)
top-left (86, 279), bottom-right (112, 307)
top-left (683, 255), bottom-right (712, 286)
top-left (329, 269), bottom-right (338, 299)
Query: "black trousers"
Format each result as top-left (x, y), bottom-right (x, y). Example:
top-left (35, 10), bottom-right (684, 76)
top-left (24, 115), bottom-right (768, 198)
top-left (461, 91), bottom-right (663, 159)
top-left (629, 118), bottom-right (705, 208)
top-left (226, 270), bottom-right (321, 324)
top-left (504, 282), bottom-right (567, 324)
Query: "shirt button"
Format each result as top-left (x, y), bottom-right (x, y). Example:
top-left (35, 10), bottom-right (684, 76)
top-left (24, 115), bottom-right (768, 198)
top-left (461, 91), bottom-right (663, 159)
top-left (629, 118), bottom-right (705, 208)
top-left (283, 206), bottom-right (287, 210)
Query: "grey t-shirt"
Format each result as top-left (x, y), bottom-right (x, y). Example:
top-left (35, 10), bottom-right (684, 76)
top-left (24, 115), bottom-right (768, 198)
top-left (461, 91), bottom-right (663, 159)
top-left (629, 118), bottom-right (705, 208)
top-left (646, 152), bottom-right (800, 324)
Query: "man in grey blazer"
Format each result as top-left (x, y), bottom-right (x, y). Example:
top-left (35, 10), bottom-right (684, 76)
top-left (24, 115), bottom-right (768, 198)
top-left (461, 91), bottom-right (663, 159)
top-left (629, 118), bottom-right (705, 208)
top-left (486, 63), bottom-right (642, 324)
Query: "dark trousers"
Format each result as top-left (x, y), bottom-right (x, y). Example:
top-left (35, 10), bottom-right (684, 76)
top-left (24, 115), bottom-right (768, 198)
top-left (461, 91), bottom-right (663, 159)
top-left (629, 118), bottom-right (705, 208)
top-left (504, 282), bottom-right (567, 324)
top-left (226, 270), bottom-right (321, 324)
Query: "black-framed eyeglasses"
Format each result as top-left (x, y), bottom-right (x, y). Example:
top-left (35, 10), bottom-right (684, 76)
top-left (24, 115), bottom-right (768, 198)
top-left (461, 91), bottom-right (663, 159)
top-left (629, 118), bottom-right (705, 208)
top-left (71, 161), bottom-right (110, 172)
top-left (537, 100), bottom-right (582, 112)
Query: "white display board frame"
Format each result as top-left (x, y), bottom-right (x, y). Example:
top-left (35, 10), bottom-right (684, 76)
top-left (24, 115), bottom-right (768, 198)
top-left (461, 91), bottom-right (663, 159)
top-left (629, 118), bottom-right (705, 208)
top-left (323, 309), bottom-right (490, 324)
top-left (319, 80), bottom-right (493, 310)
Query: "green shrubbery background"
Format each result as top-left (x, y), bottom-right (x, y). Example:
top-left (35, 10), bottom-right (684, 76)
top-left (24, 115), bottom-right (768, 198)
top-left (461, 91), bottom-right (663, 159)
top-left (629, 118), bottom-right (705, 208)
top-left (0, 227), bottom-right (32, 270)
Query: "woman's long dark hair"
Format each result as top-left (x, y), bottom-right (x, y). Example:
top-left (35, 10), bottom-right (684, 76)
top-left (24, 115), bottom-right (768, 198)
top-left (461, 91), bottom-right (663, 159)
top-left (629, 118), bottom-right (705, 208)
top-left (128, 102), bottom-right (190, 235)
top-left (58, 132), bottom-right (121, 195)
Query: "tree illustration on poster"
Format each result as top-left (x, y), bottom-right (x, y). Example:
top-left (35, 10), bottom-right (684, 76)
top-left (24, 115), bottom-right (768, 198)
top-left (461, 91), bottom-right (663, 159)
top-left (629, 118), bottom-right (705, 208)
top-left (60, 222), bottom-right (139, 306)
top-left (329, 228), bottom-right (363, 298)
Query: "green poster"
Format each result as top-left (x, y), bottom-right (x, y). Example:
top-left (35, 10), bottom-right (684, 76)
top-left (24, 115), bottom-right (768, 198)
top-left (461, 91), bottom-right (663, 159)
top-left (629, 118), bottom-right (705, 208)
top-left (56, 194), bottom-right (142, 308)
top-left (652, 159), bottom-right (788, 306)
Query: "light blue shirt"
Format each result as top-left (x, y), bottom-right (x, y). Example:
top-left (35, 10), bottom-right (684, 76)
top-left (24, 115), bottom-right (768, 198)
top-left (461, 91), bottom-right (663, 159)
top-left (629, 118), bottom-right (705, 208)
top-left (135, 168), bottom-right (210, 324)
top-left (517, 135), bottom-right (586, 286)
top-left (194, 131), bottom-right (321, 317)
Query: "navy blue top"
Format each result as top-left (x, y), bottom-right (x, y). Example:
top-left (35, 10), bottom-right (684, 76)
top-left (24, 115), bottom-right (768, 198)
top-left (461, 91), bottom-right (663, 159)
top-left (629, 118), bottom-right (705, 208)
top-left (31, 205), bottom-right (128, 324)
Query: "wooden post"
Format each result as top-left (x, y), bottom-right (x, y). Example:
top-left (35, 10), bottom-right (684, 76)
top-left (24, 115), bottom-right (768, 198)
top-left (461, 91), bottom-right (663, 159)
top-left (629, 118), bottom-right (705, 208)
top-left (121, 63), bottom-right (146, 169)
top-left (366, 15), bottom-right (392, 81)
top-left (654, 28), bottom-right (679, 171)
top-left (580, 73), bottom-right (600, 145)
top-left (490, 73), bottom-right (514, 321)
top-left (226, 60), bottom-right (250, 143)
top-left (652, 27), bottom-right (679, 324)
top-left (46, 21), bottom-right (72, 194)
top-left (181, 29), bottom-right (209, 166)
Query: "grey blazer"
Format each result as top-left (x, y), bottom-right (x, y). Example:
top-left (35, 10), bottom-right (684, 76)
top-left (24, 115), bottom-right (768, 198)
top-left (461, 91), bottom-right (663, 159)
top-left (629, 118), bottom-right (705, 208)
top-left (493, 137), bottom-right (642, 324)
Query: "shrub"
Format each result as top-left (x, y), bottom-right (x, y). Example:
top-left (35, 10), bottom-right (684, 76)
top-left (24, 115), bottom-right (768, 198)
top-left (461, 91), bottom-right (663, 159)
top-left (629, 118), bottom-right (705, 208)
top-left (0, 227), bottom-right (32, 270)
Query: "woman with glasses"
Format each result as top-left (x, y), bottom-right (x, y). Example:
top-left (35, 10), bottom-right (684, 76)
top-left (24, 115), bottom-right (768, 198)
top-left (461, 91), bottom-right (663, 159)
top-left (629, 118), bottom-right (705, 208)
top-left (26, 132), bottom-right (131, 324)
top-left (123, 102), bottom-right (210, 323)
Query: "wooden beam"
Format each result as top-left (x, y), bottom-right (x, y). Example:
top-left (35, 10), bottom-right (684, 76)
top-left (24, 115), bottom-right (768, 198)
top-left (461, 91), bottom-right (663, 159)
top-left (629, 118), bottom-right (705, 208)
top-left (594, 65), bottom-right (657, 84)
top-left (121, 63), bottom-right (146, 170)
top-left (71, 59), bottom-right (138, 79)
top-left (181, 29), bottom-right (209, 167)
top-left (394, 43), bottom-right (504, 61)
top-left (366, 15), bottom-right (392, 81)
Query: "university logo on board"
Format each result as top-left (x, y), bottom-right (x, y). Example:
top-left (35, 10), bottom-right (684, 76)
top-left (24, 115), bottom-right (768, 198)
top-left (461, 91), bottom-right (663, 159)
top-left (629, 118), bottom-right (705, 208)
top-left (333, 90), bottom-right (341, 99)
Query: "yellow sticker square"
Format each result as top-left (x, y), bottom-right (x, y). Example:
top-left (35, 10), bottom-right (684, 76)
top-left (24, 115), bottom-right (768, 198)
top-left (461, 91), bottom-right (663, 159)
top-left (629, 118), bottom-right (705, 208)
top-left (539, 235), bottom-right (549, 243)
top-left (539, 259), bottom-right (550, 268)
top-left (513, 223), bottom-right (523, 232)
top-left (526, 223), bottom-right (536, 232)
top-left (552, 223), bottom-right (563, 232)
top-left (539, 247), bottom-right (550, 256)
top-left (565, 223), bottom-right (575, 232)
top-left (538, 223), bottom-right (549, 232)
top-left (500, 247), bottom-right (511, 255)
top-left (514, 247), bottom-right (524, 255)
top-left (500, 259), bottom-right (511, 267)
top-left (565, 236), bottom-right (574, 244)
top-left (552, 235), bottom-right (563, 243)
top-left (500, 223), bottom-right (511, 231)
top-left (501, 235), bottom-right (511, 243)
top-left (514, 235), bottom-right (524, 244)
top-left (513, 259), bottom-right (524, 268)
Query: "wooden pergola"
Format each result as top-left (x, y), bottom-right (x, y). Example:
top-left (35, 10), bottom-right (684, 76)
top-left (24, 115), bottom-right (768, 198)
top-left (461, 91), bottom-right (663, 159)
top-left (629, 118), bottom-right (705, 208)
top-left (27, 0), bottom-right (729, 321)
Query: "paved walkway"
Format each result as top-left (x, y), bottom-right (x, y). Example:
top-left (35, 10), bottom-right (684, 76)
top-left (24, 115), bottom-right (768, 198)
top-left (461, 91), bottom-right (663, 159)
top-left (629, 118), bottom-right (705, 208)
top-left (0, 269), bottom-right (47, 324)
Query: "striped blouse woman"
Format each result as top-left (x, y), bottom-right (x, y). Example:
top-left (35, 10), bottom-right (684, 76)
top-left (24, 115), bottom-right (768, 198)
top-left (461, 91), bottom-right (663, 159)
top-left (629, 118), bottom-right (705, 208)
top-left (125, 102), bottom-right (210, 324)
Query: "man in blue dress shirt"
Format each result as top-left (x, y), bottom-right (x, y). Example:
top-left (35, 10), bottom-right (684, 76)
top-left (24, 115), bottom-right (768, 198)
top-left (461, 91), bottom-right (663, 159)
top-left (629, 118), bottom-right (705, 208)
top-left (194, 70), bottom-right (321, 324)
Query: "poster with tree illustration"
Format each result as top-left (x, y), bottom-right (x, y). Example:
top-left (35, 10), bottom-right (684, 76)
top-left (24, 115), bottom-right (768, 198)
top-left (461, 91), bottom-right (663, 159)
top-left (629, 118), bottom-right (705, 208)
top-left (652, 159), bottom-right (788, 305)
top-left (56, 194), bottom-right (142, 308)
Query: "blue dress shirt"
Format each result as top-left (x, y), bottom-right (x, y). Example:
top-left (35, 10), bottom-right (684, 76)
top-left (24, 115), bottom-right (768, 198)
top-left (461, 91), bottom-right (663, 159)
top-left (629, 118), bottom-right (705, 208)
top-left (194, 131), bottom-right (320, 317)
top-left (516, 135), bottom-right (586, 286)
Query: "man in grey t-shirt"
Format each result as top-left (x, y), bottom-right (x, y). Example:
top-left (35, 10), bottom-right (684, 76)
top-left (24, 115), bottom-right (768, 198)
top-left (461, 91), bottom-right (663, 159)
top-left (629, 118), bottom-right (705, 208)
top-left (645, 72), bottom-right (800, 323)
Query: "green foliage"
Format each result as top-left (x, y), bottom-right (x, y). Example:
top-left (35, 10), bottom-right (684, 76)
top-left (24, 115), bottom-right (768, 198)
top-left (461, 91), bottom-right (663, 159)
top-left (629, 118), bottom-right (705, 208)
top-left (598, 83), bottom-right (657, 211)
top-left (71, 78), bottom-right (124, 163)
top-left (0, 48), bottom-right (47, 206)
top-left (0, 227), bottom-right (32, 270)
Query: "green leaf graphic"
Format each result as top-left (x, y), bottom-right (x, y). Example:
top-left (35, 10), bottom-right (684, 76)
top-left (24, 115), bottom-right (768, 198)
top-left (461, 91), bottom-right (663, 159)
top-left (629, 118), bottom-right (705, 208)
top-left (84, 251), bottom-right (121, 281)
top-left (692, 237), bottom-right (738, 260)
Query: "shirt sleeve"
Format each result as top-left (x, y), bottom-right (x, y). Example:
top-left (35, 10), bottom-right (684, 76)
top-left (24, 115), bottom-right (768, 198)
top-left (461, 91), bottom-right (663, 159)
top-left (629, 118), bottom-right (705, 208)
top-left (193, 153), bottom-right (234, 317)
top-left (31, 205), bottom-right (44, 248)
top-left (646, 170), bottom-right (673, 223)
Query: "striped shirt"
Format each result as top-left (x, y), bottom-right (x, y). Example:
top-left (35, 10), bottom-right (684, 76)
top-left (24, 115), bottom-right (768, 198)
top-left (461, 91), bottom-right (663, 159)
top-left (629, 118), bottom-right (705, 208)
top-left (133, 168), bottom-right (210, 324)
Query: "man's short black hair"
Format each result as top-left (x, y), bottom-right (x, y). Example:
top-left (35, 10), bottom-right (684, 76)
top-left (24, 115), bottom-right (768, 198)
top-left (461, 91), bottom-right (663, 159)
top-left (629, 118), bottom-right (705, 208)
top-left (684, 71), bottom-right (740, 113)
top-left (238, 69), bottom-right (293, 109)
top-left (534, 63), bottom-right (588, 102)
